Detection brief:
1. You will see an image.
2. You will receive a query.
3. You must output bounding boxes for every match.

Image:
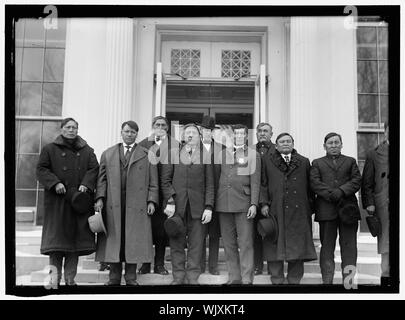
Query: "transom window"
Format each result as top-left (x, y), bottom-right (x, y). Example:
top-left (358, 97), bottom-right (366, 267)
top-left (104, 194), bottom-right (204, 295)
top-left (170, 49), bottom-right (201, 78)
top-left (221, 50), bottom-right (251, 79)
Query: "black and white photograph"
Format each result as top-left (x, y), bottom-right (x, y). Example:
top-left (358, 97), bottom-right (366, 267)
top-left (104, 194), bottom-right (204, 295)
top-left (2, 1), bottom-right (402, 302)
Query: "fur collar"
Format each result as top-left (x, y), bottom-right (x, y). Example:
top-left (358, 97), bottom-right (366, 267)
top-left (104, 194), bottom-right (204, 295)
top-left (271, 149), bottom-right (301, 175)
top-left (53, 135), bottom-right (87, 150)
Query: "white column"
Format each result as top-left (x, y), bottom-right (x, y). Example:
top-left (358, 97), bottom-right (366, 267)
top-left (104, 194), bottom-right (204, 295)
top-left (62, 18), bottom-right (134, 158)
top-left (289, 17), bottom-right (358, 162)
top-left (104, 18), bottom-right (134, 146)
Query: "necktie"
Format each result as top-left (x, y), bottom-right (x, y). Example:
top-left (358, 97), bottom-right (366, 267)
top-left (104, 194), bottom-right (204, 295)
top-left (125, 145), bottom-right (131, 162)
top-left (285, 155), bottom-right (290, 165)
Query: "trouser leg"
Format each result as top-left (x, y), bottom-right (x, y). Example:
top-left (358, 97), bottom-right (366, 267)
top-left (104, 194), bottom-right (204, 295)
top-left (63, 252), bottom-right (79, 284)
top-left (338, 220), bottom-right (358, 284)
top-left (208, 234), bottom-right (220, 272)
top-left (268, 261), bottom-right (285, 284)
top-left (49, 252), bottom-right (64, 285)
top-left (319, 220), bottom-right (338, 284)
top-left (235, 212), bottom-right (254, 284)
top-left (287, 260), bottom-right (304, 284)
top-left (219, 213), bottom-right (242, 283)
top-left (200, 230), bottom-right (208, 273)
top-left (124, 263), bottom-right (137, 282)
top-left (185, 211), bottom-right (206, 283)
top-left (381, 252), bottom-right (390, 277)
top-left (109, 263), bottom-right (123, 283)
top-left (253, 215), bottom-right (263, 272)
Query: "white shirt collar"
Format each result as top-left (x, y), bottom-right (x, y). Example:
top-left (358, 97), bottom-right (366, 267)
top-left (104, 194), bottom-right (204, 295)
top-left (155, 135), bottom-right (166, 145)
top-left (123, 142), bottom-right (135, 151)
top-left (283, 153), bottom-right (291, 160)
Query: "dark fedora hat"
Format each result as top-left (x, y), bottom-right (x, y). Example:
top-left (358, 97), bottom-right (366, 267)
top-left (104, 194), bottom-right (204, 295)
top-left (88, 212), bottom-right (108, 235)
top-left (366, 215), bottom-right (381, 237)
top-left (199, 115), bottom-right (216, 130)
top-left (257, 214), bottom-right (278, 243)
top-left (338, 201), bottom-right (360, 225)
top-left (164, 215), bottom-right (185, 238)
top-left (65, 188), bottom-right (93, 214)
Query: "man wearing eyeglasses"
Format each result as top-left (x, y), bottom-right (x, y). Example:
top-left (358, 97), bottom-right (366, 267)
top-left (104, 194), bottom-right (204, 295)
top-left (94, 121), bottom-right (159, 286)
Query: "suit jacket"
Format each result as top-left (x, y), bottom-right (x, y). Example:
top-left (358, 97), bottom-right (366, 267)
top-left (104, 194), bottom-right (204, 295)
top-left (215, 145), bottom-right (261, 213)
top-left (310, 154), bottom-right (361, 222)
top-left (161, 142), bottom-right (215, 219)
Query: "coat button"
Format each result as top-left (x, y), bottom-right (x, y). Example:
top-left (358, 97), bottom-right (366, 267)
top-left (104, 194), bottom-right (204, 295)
top-left (286, 191), bottom-right (288, 194)
top-left (63, 166), bottom-right (67, 171)
top-left (294, 191), bottom-right (297, 194)
top-left (77, 152), bottom-right (80, 156)
top-left (61, 152), bottom-right (66, 157)
top-left (286, 206), bottom-right (289, 209)
top-left (296, 205), bottom-right (299, 208)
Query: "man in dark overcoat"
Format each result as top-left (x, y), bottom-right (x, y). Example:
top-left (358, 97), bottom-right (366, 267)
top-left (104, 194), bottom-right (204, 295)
top-left (254, 122), bottom-right (276, 276)
top-left (161, 123), bottom-right (215, 285)
top-left (94, 121), bottom-right (159, 286)
top-left (199, 116), bottom-right (224, 275)
top-left (216, 124), bottom-right (261, 285)
top-left (361, 123), bottom-right (390, 285)
top-left (138, 116), bottom-right (174, 275)
top-left (310, 132), bottom-right (362, 285)
top-left (260, 133), bottom-right (317, 284)
top-left (37, 117), bottom-right (99, 287)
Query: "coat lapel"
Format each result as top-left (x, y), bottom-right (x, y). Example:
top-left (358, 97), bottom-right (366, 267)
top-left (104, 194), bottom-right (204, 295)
top-left (128, 144), bottom-right (147, 168)
top-left (334, 155), bottom-right (346, 171)
top-left (322, 157), bottom-right (337, 171)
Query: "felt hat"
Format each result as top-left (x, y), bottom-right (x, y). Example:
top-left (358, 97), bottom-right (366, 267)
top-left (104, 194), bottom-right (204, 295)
top-left (65, 188), bottom-right (93, 214)
top-left (366, 215), bottom-right (381, 237)
top-left (257, 214), bottom-right (278, 243)
top-left (164, 215), bottom-right (185, 238)
top-left (88, 212), bottom-right (108, 235)
top-left (338, 201), bottom-right (361, 225)
top-left (199, 115), bottom-right (216, 130)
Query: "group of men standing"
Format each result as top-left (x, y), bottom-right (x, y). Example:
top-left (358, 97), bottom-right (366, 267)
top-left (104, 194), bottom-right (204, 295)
top-left (36, 115), bottom-right (390, 287)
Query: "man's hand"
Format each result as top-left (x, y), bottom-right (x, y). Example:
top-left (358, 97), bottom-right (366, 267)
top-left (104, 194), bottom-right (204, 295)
top-left (261, 204), bottom-right (269, 217)
top-left (247, 205), bottom-right (257, 219)
top-left (201, 209), bottom-right (212, 224)
top-left (330, 188), bottom-right (344, 202)
top-left (366, 205), bottom-right (376, 215)
top-left (55, 183), bottom-right (66, 194)
top-left (147, 202), bottom-right (155, 215)
top-left (78, 185), bottom-right (88, 193)
top-left (94, 198), bottom-right (103, 213)
top-left (164, 204), bottom-right (175, 218)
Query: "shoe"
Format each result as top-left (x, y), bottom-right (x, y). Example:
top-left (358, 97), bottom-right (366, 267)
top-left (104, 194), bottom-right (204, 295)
top-left (65, 280), bottom-right (77, 286)
top-left (254, 268), bottom-right (263, 275)
top-left (171, 279), bottom-right (184, 285)
top-left (99, 263), bottom-right (110, 272)
top-left (138, 263), bottom-right (151, 274)
top-left (104, 280), bottom-right (121, 286)
top-left (126, 279), bottom-right (140, 286)
top-left (154, 265), bottom-right (169, 275)
top-left (227, 280), bottom-right (242, 285)
top-left (209, 268), bottom-right (220, 275)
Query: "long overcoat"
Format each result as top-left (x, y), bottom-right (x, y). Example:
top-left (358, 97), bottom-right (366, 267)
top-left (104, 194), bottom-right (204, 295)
top-left (310, 154), bottom-right (361, 222)
top-left (260, 149), bottom-right (317, 262)
top-left (95, 143), bottom-right (159, 264)
top-left (36, 135), bottom-right (99, 255)
top-left (361, 142), bottom-right (389, 253)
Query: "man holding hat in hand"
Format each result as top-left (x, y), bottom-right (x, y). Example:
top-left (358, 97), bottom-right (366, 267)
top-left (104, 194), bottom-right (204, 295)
top-left (260, 133), bottom-right (316, 285)
top-left (94, 120), bottom-right (159, 286)
top-left (37, 117), bottom-right (99, 287)
top-left (310, 132), bottom-right (361, 285)
top-left (161, 123), bottom-right (215, 285)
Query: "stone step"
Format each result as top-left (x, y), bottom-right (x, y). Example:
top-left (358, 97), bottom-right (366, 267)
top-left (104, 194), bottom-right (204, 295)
top-left (81, 256), bottom-right (380, 276)
top-left (26, 268), bottom-right (380, 286)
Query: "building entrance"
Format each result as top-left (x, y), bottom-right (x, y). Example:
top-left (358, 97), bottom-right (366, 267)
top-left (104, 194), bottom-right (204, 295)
top-left (165, 82), bottom-right (254, 141)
